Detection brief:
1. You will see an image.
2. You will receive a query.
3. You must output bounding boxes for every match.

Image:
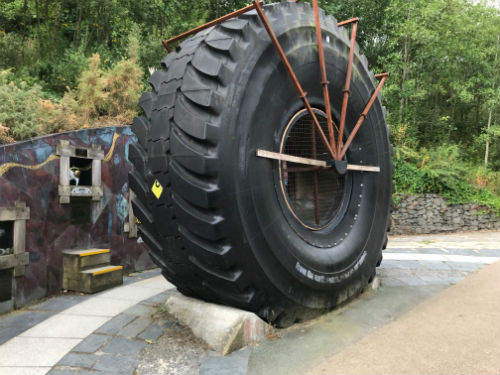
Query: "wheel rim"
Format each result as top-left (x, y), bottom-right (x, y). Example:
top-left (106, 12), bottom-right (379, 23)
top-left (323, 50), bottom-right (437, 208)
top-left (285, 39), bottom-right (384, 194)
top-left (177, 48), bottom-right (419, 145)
top-left (278, 108), bottom-right (346, 230)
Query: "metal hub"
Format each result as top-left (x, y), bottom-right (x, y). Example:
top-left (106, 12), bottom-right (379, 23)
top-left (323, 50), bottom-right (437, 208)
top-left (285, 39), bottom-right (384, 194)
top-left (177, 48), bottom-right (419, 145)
top-left (279, 109), bottom-right (346, 230)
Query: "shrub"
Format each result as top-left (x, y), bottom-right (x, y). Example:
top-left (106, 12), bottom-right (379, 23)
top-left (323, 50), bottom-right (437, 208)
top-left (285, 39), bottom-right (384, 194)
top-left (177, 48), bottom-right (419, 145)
top-left (0, 70), bottom-right (41, 141)
top-left (393, 144), bottom-right (500, 213)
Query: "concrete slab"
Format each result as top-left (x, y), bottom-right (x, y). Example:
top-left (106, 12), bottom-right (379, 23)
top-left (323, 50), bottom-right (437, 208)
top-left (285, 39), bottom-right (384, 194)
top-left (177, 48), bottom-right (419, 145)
top-left (200, 348), bottom-right (251, 375)
top-left (97, 286), bottom-right (165, 302)
top-left (61, 296), bottom-right (136, 317)
top-left (165, 294), bottom-right (270, 356)
top-left (20, 314), bottom-right (109, 339)
top-left (0, 367), bottom-right (50, 375)
top-left (0, 337), bottom-right (80, 366)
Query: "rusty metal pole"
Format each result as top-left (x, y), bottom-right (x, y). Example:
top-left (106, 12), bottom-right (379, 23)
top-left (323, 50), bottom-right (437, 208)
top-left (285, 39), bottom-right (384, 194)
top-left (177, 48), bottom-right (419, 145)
top-left (312, 0), bottom-right (336, 156)
top-left (337, 19), bottom-right (358, 158)
top-left (162, 2), bottom-right (263, 51)
top-left (339, 73), bottom-right (388, 158)
top-left (311, 119), bottom-right (320, 225)
top-left (253, 0), bottom-right (336, 160)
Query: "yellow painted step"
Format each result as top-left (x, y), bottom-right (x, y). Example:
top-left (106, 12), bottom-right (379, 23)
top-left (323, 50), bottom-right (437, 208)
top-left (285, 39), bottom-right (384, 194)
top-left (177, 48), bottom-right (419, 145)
top-left (63, 249), bottom-right (110, 257)
top-left (81, 265), bottom-right (123, 276)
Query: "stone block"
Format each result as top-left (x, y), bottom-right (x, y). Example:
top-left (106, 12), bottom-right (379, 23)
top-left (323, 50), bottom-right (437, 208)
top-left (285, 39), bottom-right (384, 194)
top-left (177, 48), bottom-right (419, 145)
top-left (165, 294), bottom-right (271, 356)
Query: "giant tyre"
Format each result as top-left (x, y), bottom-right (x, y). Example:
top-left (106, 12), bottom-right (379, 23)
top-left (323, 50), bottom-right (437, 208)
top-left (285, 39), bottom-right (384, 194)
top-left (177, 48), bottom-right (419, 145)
top-left (128, 2), bottom-right (393, 327)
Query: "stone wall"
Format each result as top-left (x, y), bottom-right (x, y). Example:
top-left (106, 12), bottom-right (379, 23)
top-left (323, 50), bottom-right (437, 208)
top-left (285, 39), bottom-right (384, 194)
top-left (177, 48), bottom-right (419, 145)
top-left (391, 194), bottom-right (499, 235)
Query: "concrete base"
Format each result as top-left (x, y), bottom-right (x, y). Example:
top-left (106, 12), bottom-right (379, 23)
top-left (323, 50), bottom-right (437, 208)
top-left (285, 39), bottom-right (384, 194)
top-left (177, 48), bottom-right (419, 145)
top-left (165, 295), bottom-right (271, 356)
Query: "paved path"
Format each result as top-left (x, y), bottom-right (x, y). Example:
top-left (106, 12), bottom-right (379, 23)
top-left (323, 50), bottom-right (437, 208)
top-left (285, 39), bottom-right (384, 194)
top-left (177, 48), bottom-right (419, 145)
top-left (247, 230), bottom-right (500, 375)
top-left (0, 272), bottom-right (174, 375)
top-left (308, 261), bottom-right (500, 374)
top-left (0, 230), bottom-right (498, 375)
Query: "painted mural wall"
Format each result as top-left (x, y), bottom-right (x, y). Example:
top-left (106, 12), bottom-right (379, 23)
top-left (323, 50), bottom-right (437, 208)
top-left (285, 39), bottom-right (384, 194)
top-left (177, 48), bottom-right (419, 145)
top-left (0, 126), bottom-right (153, 308)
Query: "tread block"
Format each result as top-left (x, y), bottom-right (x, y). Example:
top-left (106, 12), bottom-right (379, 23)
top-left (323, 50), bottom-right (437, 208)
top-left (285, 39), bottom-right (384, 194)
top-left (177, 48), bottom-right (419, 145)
top-left (174, 96), bottom-right (219, 141)
top-left (181, 68), bottom-right (222, 110)
top-left (170, 129), bottom-right (218, 176)
top-left (138, 92), bottom-right (153, 120)
top-left (170, 160), bottom-right (220, 208)
top-left (220, 18), bottom-right (248, 32)
top-left (172, 194), bottom-right (225, 241)
top-left (150, 109), bottom-right (172, 141)
top-left (192, 48), bottom-right (223, 77)
top-left (148, 140), bottom-right (169, 174)
top-left (189, 256), bottom-right (242, 283)
top-left (128, 170), bottom-right (149, 203)
top-left (168, 55), bottom-right (191, 81)
top-left (128, 143), bottom-right (147, 176)
top-left (149, 70), bottom-right (169, 92)
top-left (132, 116), bottom-right (150, 150)
top-left (132, 198), bottom-right (154, 228)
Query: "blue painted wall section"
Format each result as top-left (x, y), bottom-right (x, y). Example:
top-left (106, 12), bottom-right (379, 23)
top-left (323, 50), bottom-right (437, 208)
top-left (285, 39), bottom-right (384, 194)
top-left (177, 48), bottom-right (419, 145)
top-left (0, 126), bottom-right (154, 307)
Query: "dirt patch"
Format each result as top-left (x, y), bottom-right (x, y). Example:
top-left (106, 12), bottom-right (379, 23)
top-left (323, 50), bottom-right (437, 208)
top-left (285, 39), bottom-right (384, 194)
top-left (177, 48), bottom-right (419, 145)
top-left (137, 310), bottom-right (210, 375)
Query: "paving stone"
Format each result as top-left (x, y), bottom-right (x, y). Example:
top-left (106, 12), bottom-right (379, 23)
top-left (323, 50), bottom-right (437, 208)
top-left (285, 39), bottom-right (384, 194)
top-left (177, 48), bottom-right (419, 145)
top-left (0, 325), bottom-right (25, 345)
top-left (443, 248), bottom-right (484, 256)
top-left (446, 262), bottom-right (483, 272)
top-left (93, 354), bottom-right (139, 373)
top-left (29, 296), bottom-right (87, 312)
top-left (95, 314), bottom-right (135, 335)
top-left (122, 304), bottom-right (154, 317)
top-left (199, 348), bottom-right (251, 375)
top-left (72, 334), bottom-right (111, 353)
top-left (379, 260), bottom-right (425, 270)
top-left (0, 311), bottom-right (53, 329)
top-left (119, 317), bottom-right (152, 338)
top-left (418, 261), bottom-right (451, 270)
top-left (47, 369), bottom-right (81, 375)
top-left (138, 321), bottom-right (174, 341)
top-left (384, 247), bottom-right (419, 253)
top-left (477, 249), bottom-right (500, 256)
top-left (141, 291), bottom-right (172, 306)
top-left (398, 277), bottom-right (428, 286)
top-left (418, 275), bottom-right (451, 285)
top-left (102, 337), bottom-right (146, 355)
top-left (57, 353), bottom-right (99, 368)
top-left (380, 277), bottom-right (408, 287)
top-left (122, 269), bottom-right (161, 286)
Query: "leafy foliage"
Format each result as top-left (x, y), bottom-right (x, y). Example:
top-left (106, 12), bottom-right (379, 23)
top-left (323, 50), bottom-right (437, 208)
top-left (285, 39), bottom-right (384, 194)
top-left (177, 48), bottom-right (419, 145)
top-left (0, 0), bottom-right (498, 209)
top-left (394, 145), bottom-right (500, 212)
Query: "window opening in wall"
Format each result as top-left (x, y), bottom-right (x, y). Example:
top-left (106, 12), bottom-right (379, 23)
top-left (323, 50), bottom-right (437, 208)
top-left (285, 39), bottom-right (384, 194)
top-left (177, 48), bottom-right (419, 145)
top-left (70, 197), bottom-right (92, 225)
top-left (0, 221), bottom-right (14, 256)
top-left (69, 157), bottom-right (93, 186)
top-left (0, 269), bottom-right (13, 302)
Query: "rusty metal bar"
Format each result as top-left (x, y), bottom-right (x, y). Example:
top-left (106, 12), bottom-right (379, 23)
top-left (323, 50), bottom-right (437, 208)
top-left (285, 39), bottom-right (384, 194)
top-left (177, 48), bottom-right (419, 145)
top-left (337, 20), bottom-right (358, 157)
top-left (253, 0), bottom-right (336, 159)
top-left (312, 0), bottom-right (337, 156)
top-left (311, 118), bottom-right (320, 225)
top-left (337, 17), bottom-right (359, 27)
top-left (339, 73), bottom-right (388, 158)
top-left (162, 2), bottom-right (263, 52)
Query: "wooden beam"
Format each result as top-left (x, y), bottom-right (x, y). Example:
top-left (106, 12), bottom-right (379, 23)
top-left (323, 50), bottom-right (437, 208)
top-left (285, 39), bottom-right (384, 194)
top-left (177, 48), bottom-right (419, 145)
top-left (256, 149), bottom-right (380, 173)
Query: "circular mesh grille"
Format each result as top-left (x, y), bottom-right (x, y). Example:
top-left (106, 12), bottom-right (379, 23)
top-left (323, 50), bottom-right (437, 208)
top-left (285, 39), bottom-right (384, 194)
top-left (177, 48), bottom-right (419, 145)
top-left (280, 110), bottom-right (345, 229)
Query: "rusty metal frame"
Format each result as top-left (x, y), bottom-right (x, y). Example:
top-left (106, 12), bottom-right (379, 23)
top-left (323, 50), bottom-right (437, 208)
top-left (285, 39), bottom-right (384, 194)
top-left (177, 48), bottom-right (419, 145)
top-left (339, 73), bottom-right (388, 158)
top-left (162, 2), bottom-right (263, 52)
top-left (162, 2), bottom-right (387, 161)
top-left (337, 18), bottom-right (358, 158)
top-left (312, 0), bottom-right (336, 156)
top-left (253, 0), bottom-right (336, 159)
